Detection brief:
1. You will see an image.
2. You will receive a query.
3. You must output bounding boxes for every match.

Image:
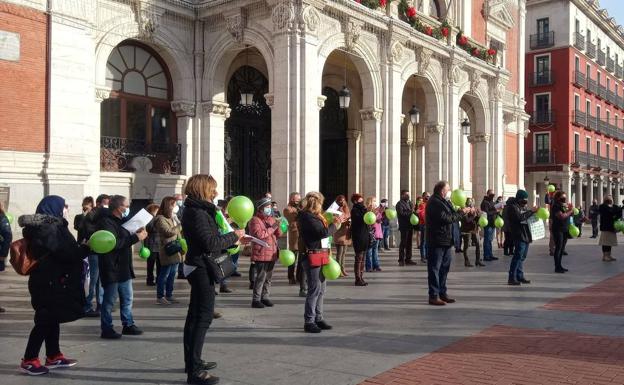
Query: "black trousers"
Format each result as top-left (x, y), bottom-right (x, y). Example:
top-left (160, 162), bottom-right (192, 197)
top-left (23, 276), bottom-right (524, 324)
top-left (398, 228), bottom-right (413, 262)
top-left (24, 314), bottom-right (60, 360)
top-left (553, 231), bottom-right (568, 270)
top-left (183, 267), bottom-right (215, 376)
top-left (146, 252), bottom-right (161, 283)
top-left (503, 231), bottom-right (514, 255)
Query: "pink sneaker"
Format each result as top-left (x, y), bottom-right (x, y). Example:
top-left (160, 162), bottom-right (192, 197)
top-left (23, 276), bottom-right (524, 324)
top-left (20, 358), bottom-right (49, 375)
top-left (45, 353), bottom-right (77, 369)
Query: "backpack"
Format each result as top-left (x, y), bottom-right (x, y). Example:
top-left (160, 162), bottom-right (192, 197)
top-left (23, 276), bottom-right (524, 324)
top-left (9, 238), bottom-right (38, 275)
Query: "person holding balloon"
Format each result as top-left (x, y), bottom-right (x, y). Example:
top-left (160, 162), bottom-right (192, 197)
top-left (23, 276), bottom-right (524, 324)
top-left (396, 190), bottom-right (416, 266)
top-left (364, 196), bottom-right (383, 272)
top-left (297, 191), bottom-right (340, 333)
top-left (549, 190), bottom-right (574, 273)
top-left (350, 193), bottom-right (371, 286)
top-left (153, 197), bottom-right (184, 305)
top-left (332, 195), bottom-right (351, 277)
top-left (248, 197), bottom-right (283, 309)
top-left (459, 198), bottom-right (483, 267)
top-left (283, 192), bottom-right (304, 287)
top-left (480, 189), bottom-right (499, 262)
top-left (181, 175), bottom-right (248, 385)
top-left (598, 195), bottom-right (621, 262)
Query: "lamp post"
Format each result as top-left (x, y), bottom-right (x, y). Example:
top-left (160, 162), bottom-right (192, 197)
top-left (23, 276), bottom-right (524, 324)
top-left (461, 118), bottom-right (471, 136)
top-left (408, 105), bottom-right (420, 125)
top-left (338, 86), bottom-right (351, 109)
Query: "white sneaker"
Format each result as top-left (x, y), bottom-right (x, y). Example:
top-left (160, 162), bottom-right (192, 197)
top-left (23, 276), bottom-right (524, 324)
top-left (165, 296), bottom-right (179, 304)
top-left (156, 298), bottom-right (171, 305)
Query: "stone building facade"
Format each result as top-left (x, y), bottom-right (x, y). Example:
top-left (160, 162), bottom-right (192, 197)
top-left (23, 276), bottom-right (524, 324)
top-left (0, 0), bottom-right (528, 219)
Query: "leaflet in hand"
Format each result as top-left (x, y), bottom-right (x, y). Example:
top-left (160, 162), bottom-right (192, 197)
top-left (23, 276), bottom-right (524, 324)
top-left (326, 201), bottom-right (342, 215)
top-left (122, 209), bottom-right (153, 234)
top-left (244, 235), bottom-right (269, 248)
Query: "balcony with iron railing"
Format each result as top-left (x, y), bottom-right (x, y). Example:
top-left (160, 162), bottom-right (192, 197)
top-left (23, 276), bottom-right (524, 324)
top-left (574, 32), bottom-right (585, 51)
top-left (526, 150), bottom-right (557, 166)
top-left (573, 109), bottom-right (587, 126)
top-left (587, 78), bottom-right (597, 94)
top-left (607, 57), bottom-right (615, 72)
top-left (587, 41), bottom-right (596, 58)
top-left (100, 136), bottom-right (182, 175)
top-left (606, 90), bottom-right (615, 105)
top-left (597, 50), bottom-right (606, 66)
top-left (530, 31), bottom-right (555, 50)
top-left (597, 119), bottom-right (609, 134)
top-left (588, 114), bottom-right (598, 130)
top-left (571, 151), bottom-right (621, 172)
top-left (529, 110), bottom-right (556, 125)
top-left (573, 70), bottom-right (586, 87)
top-left (529, 71), bottom-right (553, 87)
top-left (617, 64), bottom-right (624, 79)
top-left (597, 84), bottom-right (607, 99)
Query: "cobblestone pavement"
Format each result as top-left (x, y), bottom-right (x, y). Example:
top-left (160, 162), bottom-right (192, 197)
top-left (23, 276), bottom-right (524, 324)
top-left (1, 235), bottom-right (623, 385)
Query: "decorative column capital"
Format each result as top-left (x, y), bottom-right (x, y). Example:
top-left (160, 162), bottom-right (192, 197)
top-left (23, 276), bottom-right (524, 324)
top-left (426, 123), bottom-right (444, 135)
top-left (467, 133), bottom-right (490, 143)
top-left (95, 87), bottom-right (111, 102)
top-left (264, 93), bottom-right (275, 109)
top-left (271, 1), bottom-right (296, 33)
top-left (360, 107), bottom-right (383, 121)
top-left (171, 100), bottom-right (196, 117)
top-left (522, 128), bottom-right (531, 138)
top-left (415, 46), bottom-right (433, 75)
top-left (317, 95), bottom-right (327, 110)
top-left (202, 101), bottom-right (231, 119)
top-left (224, 9), bottom-right (247, 43)
top-left (401, 138), bottom-right (413, 146)
top-left (346, 129), bottom-right (361, 141)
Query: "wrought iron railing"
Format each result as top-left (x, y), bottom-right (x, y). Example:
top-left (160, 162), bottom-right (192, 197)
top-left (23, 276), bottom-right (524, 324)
top-left (597, 85), bottom-right (607, 99)
top-left (100, 136), bottom-right (182, 175)
top-left (529, 71), bottom-right (553, 86)
top-left (587, 41), bottom-right (596, 58)
top-left (616, 64), bottom-right (623, 79)
top-left (587, 78), bottom-right (597, 94)
top-left (526, 150), bottom-right (556, 165)
top-left (573, 109), bottom-right (586, 126)
top-left (529, 110), bottom-right (555, 124)
top-left (588, 114), bottom-right (598, 130)
top-left (597, 50), bottom-right (606, 66)
top-left (607, 90), bottom-right (616, 105)
top-left (607, 57), bottom-right (615, 72)
top-left (573, 70), bottom-right (586, 87)
top-left (574, 32), bottom-right (585, 51)
top-left (530, 31), bottom-right (555, 49)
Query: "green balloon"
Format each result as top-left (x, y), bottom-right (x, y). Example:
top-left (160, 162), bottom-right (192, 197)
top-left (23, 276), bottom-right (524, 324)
top-left (226, 196), bottom-right (254, 228)
top-left (451, 189), bottom-right (467, 208)
top-left (364, 212), bottom-right (376, 225)
top-left (278, 249), bottom-right (296, 267)
top-left (410, 213), bottom-right (419, 225)
top-left (568, 224), bottom-right (580, 237)
top-left (227, 244), bottom-right (240, 255)
top-left (139, 246), bottom-right (151, 260)
top-left (89, 230), bottom-right (116, 254)
top-left (494, 216), bottom-right (504, 229)
top-left (280, 217), bottom-right (288, 233)
top-left (5, 212), bottom-right (14, 224)
top-left (323, 212), bottom-right (334, 224)
top-left (478, 215), bottom-right (488, 228)
top-left (573, 208), bottom-right (579, 216)
top-left (536, 207), bottom-right (550, 220)
top-left (322, 258), bottom-right (341, 280)
top-left (614, 220), bottom-right (624, 232)
top-left (547, 184), bottom-right (556, 193)
top-left (385, 208), bottom-right (397, 220)
top-left (179, 238), bottom-right (188, 253)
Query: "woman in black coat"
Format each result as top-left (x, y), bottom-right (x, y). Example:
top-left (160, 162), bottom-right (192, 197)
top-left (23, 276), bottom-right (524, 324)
top-left (181, 175), bottom-right (246, 385)
top-left (19, 195), bottom-right (90, 375)
top-left (349, 193), bottom-right (369, 286)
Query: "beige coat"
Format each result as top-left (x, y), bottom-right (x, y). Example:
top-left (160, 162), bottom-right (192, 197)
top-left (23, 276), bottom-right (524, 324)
top-left (283, 204), bottom-right (300, 251)
top-left (153, 214), bottom-right (183, 266)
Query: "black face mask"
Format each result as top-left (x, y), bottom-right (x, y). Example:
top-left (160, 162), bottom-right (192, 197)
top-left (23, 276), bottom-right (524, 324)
top-left (560, 198), bottom-right (567, 204)
top-left (402, 196), bottom-right (409, 201)
top-left (488, 194), bottom-right (495, 199)
top-left (518, 200), bottom-right (528, 207)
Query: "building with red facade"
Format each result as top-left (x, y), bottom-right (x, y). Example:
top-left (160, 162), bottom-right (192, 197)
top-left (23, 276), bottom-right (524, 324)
top-left (525, 0), bottom-right (624, 208)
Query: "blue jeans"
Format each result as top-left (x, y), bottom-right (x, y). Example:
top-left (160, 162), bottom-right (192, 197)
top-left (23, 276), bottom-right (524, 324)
top-left (509, 240), bottom-right (528, 282)
top-left (366, 239), bottom-right (380, 270)
top-left (84, 254), bottom-right (103, 312)
top-left (381, 225), bottom-right (391, 249)
top-left (419, 227), bottom-right (427, 259)
top-left (483, 226), bottom-right (495, 258)
top-left (427, 246), bottom-right (452, 298)
top-left (221, 252), bottom-right (239, 286)
top-left (101, 279), bottom-right (134, 331)
top-left (157, 263), bottom-right (178, 299)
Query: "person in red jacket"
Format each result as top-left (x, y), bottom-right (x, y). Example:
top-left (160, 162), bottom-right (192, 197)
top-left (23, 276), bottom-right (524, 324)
top-left (417, 193), bottom-right (429, 263)
top-left (248, 197), bottom-right (283, 308)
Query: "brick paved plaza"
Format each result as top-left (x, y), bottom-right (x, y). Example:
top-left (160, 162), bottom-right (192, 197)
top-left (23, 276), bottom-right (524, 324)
top-left (1, 236), bottom-right (623, 385)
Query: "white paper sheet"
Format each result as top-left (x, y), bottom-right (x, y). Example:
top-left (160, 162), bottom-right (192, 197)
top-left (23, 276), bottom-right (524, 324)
top-left (321, 237), bottom-right (330, 248)
top-left (494, 202), bottom-right (505, 210)
top-left (122, 209), bottom-right (153, 234)
top-left (183, 263), bottom-right (197, 277)
top-left (326, 201), bottom-right (342, 215)
top-left (244, 235), bottom-right (270, 248)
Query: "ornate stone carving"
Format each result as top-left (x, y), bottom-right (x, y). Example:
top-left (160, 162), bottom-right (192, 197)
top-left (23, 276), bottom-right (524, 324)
top-left (225, 13), bottom-right (246, 43)
top-left (135, 5), bottom-right (163, 41)
top-left (467, 133), bottom-right (490, 143)
top-left (415, 46), bottom-right (433, 75)
top-left (360, 108), bottom-right (383, 121)
top-left (443, 62), bottom-right (463, 86)
top-left (301, 5), bottom-right (320, 33)
top-left (317, 95), bottom-right (327, 110)
top-left (468, 69), bottom-right (483, 95)
top-left (272, 1), bottom-right (295, 32)
top-left (522, 128), bottom-right (531, 138)
top-left (426, 123), bottom-right (444, 134)
top-left (171, 101), bottom-right (196, 117)
top-left (264, 93), bottom-right (275, 109)
top-left (95, 87), bottom-right (111, 102)
top-left (202, 101), bottom-right (231, 119)
top-left (343, 19), bottom-right (362, 52)
top-left (389, 41), bottom-right (404, 64)
top-left (347, 129), bottom-right (361, 141)
top-left (488, 75), bottom-right (508, 101)
top-left (503, 112), bottom-right (516, 125)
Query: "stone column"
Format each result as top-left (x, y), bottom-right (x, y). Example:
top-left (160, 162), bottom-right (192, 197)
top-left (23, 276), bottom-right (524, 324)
top-left (443, 83), bottom-right (461, 187)
top-left (518, 121), bottom-right (529, 189)
top-left (171, 101), bottom-right (196, 177)
top-left (615, 178), bottom-right (621, 203)
top-left (488, 77), bottom-right (506, 195)
top-left (425, 123), bottom-right (444, 190)
top-left (199, 101), bottom-right (230, 188)
top-left (381, 61), bottom-right (404, 204)
top-left (574, 172), bottom-right (583, 208)
top-left (585, 173), bottom-right (594, 209)
top-left (526, 173), bottom-right (536, 207)
top-left (347, 129), bottom-right (361, 196)
top-left (360, 108), bottom-right (383, 198)
top-left (468, 133), bottom-right (490, 200)
top-left (414, 137), bottom-right (426, 195)
top-left (400, 128), bottom-right (413, 191)
top-left (596, 176), bottom-right (604, 203)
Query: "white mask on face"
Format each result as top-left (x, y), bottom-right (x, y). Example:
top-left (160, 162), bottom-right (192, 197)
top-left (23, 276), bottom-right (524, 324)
top-left (122, 207), bottom-right (130, 218)
top-left (62, 207), bottom-right (69, 220)
top-left (176, 200), bottom-right (183, 207)
top-left (103, 205), bottom-right (109, 209)
top-left (445, 190), bottom-right (452, 200)
top-left (173, 205), bottom-right (180, 214)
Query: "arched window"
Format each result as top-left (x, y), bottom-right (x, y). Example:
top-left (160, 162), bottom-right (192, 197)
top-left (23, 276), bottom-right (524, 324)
top-left (100, 40), bottom-right (178, 174)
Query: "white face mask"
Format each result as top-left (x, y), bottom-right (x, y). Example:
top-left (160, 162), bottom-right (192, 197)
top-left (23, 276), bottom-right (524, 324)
top-left (176, 200), bottom-right (183, 207)
top-left (122, 207), bottom-right (130, 218)
top-left (445, 190), bottom-right (452, 200)
top-left (103, 205), bottom-right (109, 209)
top-left (173, 205), bottom-right (180, 214)
top-left (62, 207), bottom-right (69, 220)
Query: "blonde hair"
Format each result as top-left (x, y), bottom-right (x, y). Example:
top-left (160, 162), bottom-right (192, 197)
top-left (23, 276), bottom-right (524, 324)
top-left (184, 174), bottom-right (218, 202)
top-left (301, 191), bottom-right (324, 215)
top-left (365, 196), bottom-right (377, 210)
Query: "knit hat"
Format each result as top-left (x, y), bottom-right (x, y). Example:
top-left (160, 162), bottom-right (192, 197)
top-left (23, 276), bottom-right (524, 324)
top-left (515, 189), bottom-right (528, 200)
top-left (255, 197), bottom-right (272, 210)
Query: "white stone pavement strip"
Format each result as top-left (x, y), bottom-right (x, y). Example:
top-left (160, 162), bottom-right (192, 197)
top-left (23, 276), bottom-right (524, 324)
top-left (1, 235), bottom-right (623, 385)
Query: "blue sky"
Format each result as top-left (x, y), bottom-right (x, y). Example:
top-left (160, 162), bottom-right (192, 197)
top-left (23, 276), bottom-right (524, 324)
top-left (599, 0), bottom-right (624, 26)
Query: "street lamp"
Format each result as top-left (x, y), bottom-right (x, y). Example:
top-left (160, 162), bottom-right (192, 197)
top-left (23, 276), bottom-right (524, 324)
top-left (543, 175), bottom-right (550, 186)
top-left (408, 105), bottom-right (420, 125)
top-left (161, 116), bottom-right (167, 128)
top-left (338, 86), bottom-right (351, 109)
top-left (461, 118), bottom-right (471, 136)
top-left (240, 45), bottom-right (254, 107)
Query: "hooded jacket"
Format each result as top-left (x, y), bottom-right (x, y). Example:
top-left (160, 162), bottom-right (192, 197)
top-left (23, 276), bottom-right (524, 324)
top-left (506, 198), bottom-right (534, 243)
top-left (97, 209), bottom-right (140, 285)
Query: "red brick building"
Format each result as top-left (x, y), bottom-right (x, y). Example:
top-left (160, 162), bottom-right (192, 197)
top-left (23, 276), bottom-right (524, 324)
top-left (525, 0), bottom-right (624, 208)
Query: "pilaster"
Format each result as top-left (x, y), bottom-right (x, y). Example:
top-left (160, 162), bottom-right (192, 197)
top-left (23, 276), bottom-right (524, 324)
top-left (360, 107), bottom-right (383, 198)
top-left (200, 101), bottom-right (230, 188)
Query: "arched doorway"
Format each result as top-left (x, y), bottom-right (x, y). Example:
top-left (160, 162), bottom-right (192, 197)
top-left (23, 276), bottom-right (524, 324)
top-left (100, 40), bottom-right (178, 175)
top-left (224, 64), bottom-right (271, 199)
top-left (459, 93), bottom-right (488, 198)
top-left (320, 86), bottom-right (348, 206)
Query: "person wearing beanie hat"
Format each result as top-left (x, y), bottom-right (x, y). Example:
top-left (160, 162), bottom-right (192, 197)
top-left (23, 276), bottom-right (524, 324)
top-left (507, 190), bottom-right (538, 285)
top-left (248, 197), bottom-right (282, 308)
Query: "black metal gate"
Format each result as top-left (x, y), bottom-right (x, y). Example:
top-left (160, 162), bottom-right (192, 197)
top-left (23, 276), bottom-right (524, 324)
top-left (320, 86), bottom-right (348, 207)
top-left (224, 65), bottom-right (271, 199)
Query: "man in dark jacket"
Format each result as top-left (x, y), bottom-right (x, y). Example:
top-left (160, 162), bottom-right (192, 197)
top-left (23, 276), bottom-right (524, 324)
top-left (480, 189), bottom-right (499, 261)
top-left (396, 190), bottom-right (416, 266)
top-left (98, 195), bottom-right (147, 339)
top-left (589, 200), bottom-right (600, 238)
top-left (80, 194), bottom-right (109, 317)
top-left (501, 196), bottom-right (515, 256)
top-left (425, 181), bottom-right (473, 306)
top-left (506, 190), bottom-right (537, 286)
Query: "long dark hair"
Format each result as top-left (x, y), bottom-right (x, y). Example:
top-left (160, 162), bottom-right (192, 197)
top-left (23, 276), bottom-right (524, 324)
top-left (159, 196), bottom-right (177, 218)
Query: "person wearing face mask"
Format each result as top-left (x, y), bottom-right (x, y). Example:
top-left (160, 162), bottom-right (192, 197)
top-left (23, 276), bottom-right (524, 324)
top-left (598, 195), bottom-right (621, 262)
top-left (97, 195), bottom-right (148, 339)
top-left (248, 198), bottom-right (282, 308)
top-left (417, 192), bottom-right (430, 263)
top-left (283, 192), bottom-right (306, 292)
top-left (459, 198), bottom-right (483, 267)
top-left (426, 181), bottom-right (474, 306)
top-left (153, 197), bottom-right (184, 305)
top-left (379, 199), bottom-right (391, 251)
top-left (332, 195), bottom-right (352, 277)
top-left (174, 194), bottom-right (186, 279)
top-left (396, 190), bottom-right (416, 266)
top-left (506, 190), bottom-right (538, 285)
top-left (550, 190), bottom-right (574, 273)
top-left (480, 189), bottom-right (499, 262)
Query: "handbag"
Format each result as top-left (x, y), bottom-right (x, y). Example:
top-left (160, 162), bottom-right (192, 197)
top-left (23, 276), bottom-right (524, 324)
top-left (204, 252), bottom-right (236, 283)
top-left (9, 238), bottom-right (39, 276)
top-left (164, 239), bottom-right (183, 256)
top-left (307, 248), bottom-right (330, 267)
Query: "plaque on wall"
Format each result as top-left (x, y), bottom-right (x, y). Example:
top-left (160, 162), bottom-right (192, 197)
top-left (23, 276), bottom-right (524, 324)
top-left (0, 186), bottom-right (10, 211)
top-left (0, 30), bottom-right (20, 62)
